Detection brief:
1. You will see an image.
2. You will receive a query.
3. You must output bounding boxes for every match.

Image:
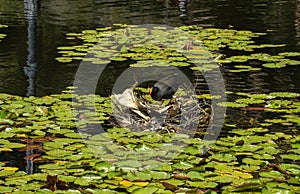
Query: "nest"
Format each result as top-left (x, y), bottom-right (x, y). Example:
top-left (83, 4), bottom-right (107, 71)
top-left (111, 83), bottom-right (212, 134)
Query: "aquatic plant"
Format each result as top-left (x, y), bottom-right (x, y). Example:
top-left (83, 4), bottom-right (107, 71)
top-left (0, 87), bottom-right (299, 193)
top-left (0, 24), bottom-right (299, 193)
top-left (0, 24), bottom-right (8, 42)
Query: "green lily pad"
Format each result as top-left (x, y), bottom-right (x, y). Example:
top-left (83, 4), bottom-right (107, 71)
top-left (38, 163), bottom-right (66, 170)
top-left (242, 158), bottom-right (265, 166)
top-left (0, 170), bottom-right (15, 177)
top-left (187, 181), bottom-right (218, 188)
top-left (263, 62), bottom-right (286, 68)
top-left (172, 161), bottom-right (194, 170)
top-left (132, 186), bottom-right (159, 194)
top-left (94, 162), bottom-right (114, 171)
top-left (150, 171), bottom-right (170, 180)
top-left (46, 149), bottom-right (73, 157)
top-left (235, 98), bottom-right (265, 104)
top-left (280, 154), bottom-right (300, 161)
top-left (259, 171), bottom-right (284, 179)
top-left (187, 171), bottom-right (205, 181)
top-left (209, 153), bottom-right (237, 163)
top-left (217, 102), bottom-right (247, 108)
top-left (0, 186), bottom-right (13, 193)
top-left (268, 92), bottom-right (300, 98)
top-left (124, 171), bottom-right (152, 181)
top-left (115, 160), bottom-right (142, 168)
top-left (2, 142), bottom-right (26, 149)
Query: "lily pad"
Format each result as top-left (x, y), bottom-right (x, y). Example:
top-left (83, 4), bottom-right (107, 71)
top-left (217, 102), bottom-right (247, 108)
top-left (132, 186), bottom-right (159, 194)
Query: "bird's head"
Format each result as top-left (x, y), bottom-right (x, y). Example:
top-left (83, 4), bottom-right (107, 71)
top-left (149, 86), bottom-right (159, 100)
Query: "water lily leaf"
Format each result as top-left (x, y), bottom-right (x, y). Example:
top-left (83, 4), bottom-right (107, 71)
top-left (18, 181), bottom-right (41, 191)
top-left (184, 146), bottom-right (200, 155)
top-left (240, 165), bottom-right (260, 171)
top-left (3, 167), bottom-right (18, 172)
top-left (172, 161), bottom-right (194, 170)
top-left (280, 154), bottom-right (300, 161)
top-left (0, 186), bottom-right (13, 193)
top-left (55, 57), bottom-right (73, 63)
top-left (233, 144), bottom-right (262, 152)
top-left (140, 133), bottom-right (163, 143)
top-left (47, 128), bottom-right (74, 135)
top-left (0, 119), bottom-right (14, 125)
top-left (209, 153), bottom-right (237, 162)
top-left (0, 170), bottom-right (15, 177)
top-left (268, 92), bottom-right (300, 98)
top-left (64, 132), bottom-right (82, 139)
top-left (278, 52), bottom-right (300, 57)
top-left (187, 171), bottom-right (204, 181)
top-left (235, 98), bottom-right (265, 104)
top-left (263, 62), bottom-right (286, 68)
top-left (2, 142), bottom-right (26, 149)
top-left (46, 149), bottom-right (73, 157)
top-left (115, 160), bottom-right (142, 168)
top-left (132, 186), bottom-right (159, 194)
top-left (64, 143), bottom-right (85, 151)
top-left (213, 162), bottom-right (235, 172)
top-left (74, 177), bottom-right (92, 186)
top-left (280, 163), bottom-right (300, 174)
top-left (149, 171), bottom-right (170, 180)
top-left (39, 163), bottom-right (66, 170)
top-left (232, 170), bottom-right (253, 179)
top-left (124, 171), bottom-right (151, 181)
top-left (134, 144), bottom-right (153, 153)
top-left (242, 158), bottom-right (264, 166)
top-left (43, 141), bottom-right (66, 149)
top-left (285, 59), bottom-right (300, 66)
top-left (120, 180), bottom-right (149, 187)
top-left (163, 178), bottom-right (185, 186)
top-left (0, 131), bottom-right (16, 139)
top-left (253, 153), bottom-right (275, 160)
top-left (217, 102), bottom-right (247, 108)
top-left (172, 62), bottom-right (190, 67)
top-left (187, 181), bottom-right (218, 188)
top-left (94, 162), bottom-right (113, 171)
top-left (259, 170), bottom-right (284, 179)
top-left (231, 180), bottom-right (262, 191)
top-left (266, 182), bottom-right (291, 192)
top-left (248, 127), bottom-right (269, 133)
top-left (0, 147), bottom-right (13, 152)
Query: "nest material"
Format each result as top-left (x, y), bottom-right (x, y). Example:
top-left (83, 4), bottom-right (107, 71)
top-left (111, 84), bottom-right (212, 133)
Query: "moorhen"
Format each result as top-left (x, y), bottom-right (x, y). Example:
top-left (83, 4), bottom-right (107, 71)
top-left (150, 73), bottom-right (178, 101)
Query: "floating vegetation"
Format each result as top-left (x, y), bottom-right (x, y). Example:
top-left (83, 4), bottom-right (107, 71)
top-left (230, 65), bottom-right (262, 73)
top-left (56, 24), bottom-right (220, 72)
top-left (0, 24), bottom-right (8, 42)
top-left (219, 91), bottom-right (300, 126)
top-left (56, 24), bottom-right (300, 75)
top-left (0, 24), bottom-right (299, 193)
top-left (179, 26), bottom-right (271, 52)
top-left (0, 87), bottom-right (299, 193)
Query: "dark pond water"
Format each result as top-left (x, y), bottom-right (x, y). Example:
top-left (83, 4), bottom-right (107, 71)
top-left (0, 0), bottom-right (299, 97)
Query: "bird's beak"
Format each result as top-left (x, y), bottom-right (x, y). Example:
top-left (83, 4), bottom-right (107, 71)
top-left (149, 87), bottom-right (153, 95)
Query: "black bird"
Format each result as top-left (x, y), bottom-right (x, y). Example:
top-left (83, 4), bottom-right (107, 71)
top-left (150, 74), bottom-right (178, 101)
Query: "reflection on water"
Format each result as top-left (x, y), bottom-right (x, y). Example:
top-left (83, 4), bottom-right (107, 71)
top-left (0, 0), bottom-right (299, 96)
top-left (295, 0), bottom-right (300, 45)
top-left (24, 0), bottom-right (39, 97)
top-left (24, 0), bottom-right (40, 175)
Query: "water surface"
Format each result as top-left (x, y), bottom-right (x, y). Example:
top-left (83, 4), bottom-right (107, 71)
top-left (0, 0), bottom-right (299, 96)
